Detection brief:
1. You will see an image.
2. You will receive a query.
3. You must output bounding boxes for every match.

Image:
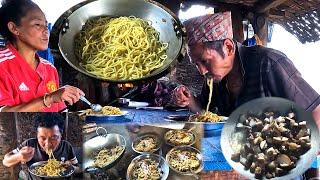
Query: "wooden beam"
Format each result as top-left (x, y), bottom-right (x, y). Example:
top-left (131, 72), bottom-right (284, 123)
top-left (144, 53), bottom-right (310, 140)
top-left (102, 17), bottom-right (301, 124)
top-left (181, 0), bottom-right (247, 11)
top-left (256, 0), bottom-right (288, 13)
top-left (155, 0), bottom-right (182, 15)
top-left (269, 9), bottom-right (285, 17)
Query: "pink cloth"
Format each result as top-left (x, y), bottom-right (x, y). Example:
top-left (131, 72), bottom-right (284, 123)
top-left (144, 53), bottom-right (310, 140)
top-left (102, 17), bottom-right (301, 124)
top-left (184, 12), bottom-right (233, 45)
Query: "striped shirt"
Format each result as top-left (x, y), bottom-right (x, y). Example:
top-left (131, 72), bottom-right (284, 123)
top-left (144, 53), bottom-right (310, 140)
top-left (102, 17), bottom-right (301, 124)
top-left (199, 43), bottom-right (320, 116)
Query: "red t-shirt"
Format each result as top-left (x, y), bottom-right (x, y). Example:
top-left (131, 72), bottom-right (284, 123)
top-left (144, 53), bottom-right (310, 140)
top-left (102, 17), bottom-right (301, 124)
top-left (0, 44), bottom-right (66, 112)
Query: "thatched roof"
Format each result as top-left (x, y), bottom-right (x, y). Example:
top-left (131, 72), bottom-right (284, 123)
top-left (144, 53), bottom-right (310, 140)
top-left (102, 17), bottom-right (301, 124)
top-left (224, 0), bottom-right (320, 43)
top-left (181, 0), bottom-right (320, 43)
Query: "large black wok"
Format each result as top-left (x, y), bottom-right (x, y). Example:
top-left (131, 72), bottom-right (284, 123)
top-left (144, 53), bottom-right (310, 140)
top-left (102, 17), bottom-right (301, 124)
top-left (55, 0), bottom-right (185, 83)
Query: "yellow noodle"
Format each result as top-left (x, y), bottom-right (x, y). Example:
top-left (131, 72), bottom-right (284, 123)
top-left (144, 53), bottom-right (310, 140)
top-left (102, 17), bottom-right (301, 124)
top-left (75, 16), bottom-right (168, 80)
top-left (35, 149), bottom-right (66, 176)
top-left (189, 78), bottom-right (223, 122)
top-left (165, 130), bottom-right (193, 145)
top-left (206, 78), bottom-right (213, 112)
top-left (134, 137), bottom-right (157, 152)
top-left (189, 111), bottom-right (222, 122)
top-left (132, 159), bottom-right (162, 180)
top-left (93, 146), bottom-right (124, 168)
top-left (84, 106), bottom-right (122, 115)
top-left (168, 149), bottom-right (200, 172)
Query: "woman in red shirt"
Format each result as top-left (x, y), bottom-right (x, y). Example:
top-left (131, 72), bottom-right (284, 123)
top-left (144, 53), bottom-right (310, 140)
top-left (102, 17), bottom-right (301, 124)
top-left (0, 0), bottom-right (84, 112)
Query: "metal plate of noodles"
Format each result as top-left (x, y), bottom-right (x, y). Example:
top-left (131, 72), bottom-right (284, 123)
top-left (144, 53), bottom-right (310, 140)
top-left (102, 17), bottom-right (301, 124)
top-left (28, 161), bottom-right (74, 178)
top-left (126, 153), bottom-right (169, 180)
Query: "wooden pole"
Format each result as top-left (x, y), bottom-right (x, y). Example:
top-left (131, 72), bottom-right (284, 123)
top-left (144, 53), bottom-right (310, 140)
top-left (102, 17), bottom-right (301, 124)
top-left (231, 9), bottom-right (245, 43)
top-left (215, 8), bottom-right (245, 43)
top-left (12, 113), bottom-right (19, 180)
top-left (256, 0), bottom-right (288, 13)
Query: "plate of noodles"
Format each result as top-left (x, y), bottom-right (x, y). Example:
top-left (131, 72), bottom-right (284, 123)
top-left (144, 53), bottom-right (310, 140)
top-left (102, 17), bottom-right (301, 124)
top-left (188, 78), bottom-right (228, 131)
top-left (79, 106), bottom-right (128, 117)
top-left (189, 112), bottom-right (228, 131)
top-left (29, 161), bottom-right (74, 178)
top-left (29, 150), bottom-right (75, 178)
top-left (188, 112), bottom-right (227, 123)
top-left (29, 150), bottom-right (74, 178)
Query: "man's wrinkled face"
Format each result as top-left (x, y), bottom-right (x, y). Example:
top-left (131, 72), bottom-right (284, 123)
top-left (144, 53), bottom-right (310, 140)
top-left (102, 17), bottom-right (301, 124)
top-left (37, 125), bottom-right (61, 152)
top-left (188, 42), bottom-right (234, 83)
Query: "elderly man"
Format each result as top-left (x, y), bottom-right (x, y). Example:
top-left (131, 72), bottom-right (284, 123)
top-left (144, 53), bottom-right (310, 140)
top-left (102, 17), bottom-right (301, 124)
top-left (2, 113), bottom-right (81, 178)
top-left (173, 12), bottom-right (320, 127)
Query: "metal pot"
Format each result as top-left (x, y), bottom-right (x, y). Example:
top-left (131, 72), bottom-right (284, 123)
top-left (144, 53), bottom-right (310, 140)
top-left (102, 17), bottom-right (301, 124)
top-left (221, 97), bottom-right (320, 180)
top-left (83, 127), bottom-right (126, 172)
top-left (165, 145), bottom-right (203, 176)
top-left (126, 153), bottom-right (169, 180)
top-left (56, 0), bottom-right (185, 83)
top-left (164, 129), bottom-right (196, 147)
top-left (132, 133), bottom-right (162, 154)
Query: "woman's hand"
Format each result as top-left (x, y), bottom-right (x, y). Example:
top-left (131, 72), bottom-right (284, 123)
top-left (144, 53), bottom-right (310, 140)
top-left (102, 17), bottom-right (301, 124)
top-left (47, 85), bottom-right (85, 106)
top-left (0, 85), bottom-right (85, 112)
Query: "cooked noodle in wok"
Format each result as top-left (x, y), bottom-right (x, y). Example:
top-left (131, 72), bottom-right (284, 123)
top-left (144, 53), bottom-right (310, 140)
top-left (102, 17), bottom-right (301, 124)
top-left (75, 16), bottom-right (168, 80)
top-left (93, 145), bottom-right (124, 168)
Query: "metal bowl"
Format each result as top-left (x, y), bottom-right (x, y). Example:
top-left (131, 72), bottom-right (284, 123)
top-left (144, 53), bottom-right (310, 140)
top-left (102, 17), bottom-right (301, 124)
top-left (132, 133), bottom-right (162, 154)
top-left (126, 153), bottom-right (169, 180)
top-left (165, 146), bottom-right (203, 176)
top-left (83, 127), bottom-right (126, 172)
top-left (221, 97), bottom-right (320, 180)
top-left (28, 161), bottom-right (75, 178)
top-left (164, 129), bottom-right (196, 147)
top-left (56, 0), bottom-right (184, 83)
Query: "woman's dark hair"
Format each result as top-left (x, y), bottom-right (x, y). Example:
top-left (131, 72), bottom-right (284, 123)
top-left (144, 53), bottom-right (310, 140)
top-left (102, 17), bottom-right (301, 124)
top-left (0, 0), bottom-right (40, 42)
top-left (35, 113), bottom-right (65, 134)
